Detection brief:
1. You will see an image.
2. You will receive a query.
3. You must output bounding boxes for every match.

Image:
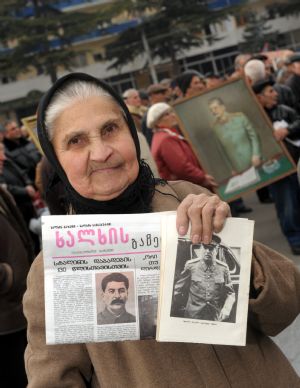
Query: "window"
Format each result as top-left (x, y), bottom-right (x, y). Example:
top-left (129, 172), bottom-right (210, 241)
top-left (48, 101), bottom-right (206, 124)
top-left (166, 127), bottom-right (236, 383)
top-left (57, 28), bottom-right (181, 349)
top-left (93, 52), bottom-right (103, 62)
top-left (105, 73), bottom-right (136, 95)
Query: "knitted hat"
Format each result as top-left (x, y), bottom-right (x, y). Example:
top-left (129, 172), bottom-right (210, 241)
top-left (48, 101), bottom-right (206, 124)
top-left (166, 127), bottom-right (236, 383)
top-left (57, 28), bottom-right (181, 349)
top-left (146, 102), bottom-right (171, 129)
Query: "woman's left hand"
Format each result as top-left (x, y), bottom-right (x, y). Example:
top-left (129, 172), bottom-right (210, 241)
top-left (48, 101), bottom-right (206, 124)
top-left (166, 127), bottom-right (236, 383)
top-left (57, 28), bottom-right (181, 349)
top-left (176, 193), bottom-right (230, 245)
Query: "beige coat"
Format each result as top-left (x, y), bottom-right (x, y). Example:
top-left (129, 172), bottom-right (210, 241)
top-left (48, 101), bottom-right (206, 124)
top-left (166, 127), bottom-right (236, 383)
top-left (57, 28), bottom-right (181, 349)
top-left (23, 181), bottom-right (300, 388)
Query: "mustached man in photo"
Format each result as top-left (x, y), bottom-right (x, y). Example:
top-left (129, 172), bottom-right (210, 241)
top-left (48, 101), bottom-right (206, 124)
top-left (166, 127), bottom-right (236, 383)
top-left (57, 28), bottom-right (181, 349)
top-left (97, 272), bottom-right (136, 325)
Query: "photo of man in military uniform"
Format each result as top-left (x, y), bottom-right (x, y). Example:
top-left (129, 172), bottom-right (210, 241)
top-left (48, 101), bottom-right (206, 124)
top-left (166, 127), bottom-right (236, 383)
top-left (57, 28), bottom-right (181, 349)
top-left (208, 97), bottom-right (262, 175)
top-left (173, 236), bottom-right (236, 322)
top-left (97, 272), bottom-right (136, 325)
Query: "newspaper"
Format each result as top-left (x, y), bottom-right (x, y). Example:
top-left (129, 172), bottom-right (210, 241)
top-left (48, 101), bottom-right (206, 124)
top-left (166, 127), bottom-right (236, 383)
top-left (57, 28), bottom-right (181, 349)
top-left (43, 212), bottom-right (254, 346)
top-left (157, 216), bottom-right (254, 346)
top-left (42, 213), bottom-right (163, 344)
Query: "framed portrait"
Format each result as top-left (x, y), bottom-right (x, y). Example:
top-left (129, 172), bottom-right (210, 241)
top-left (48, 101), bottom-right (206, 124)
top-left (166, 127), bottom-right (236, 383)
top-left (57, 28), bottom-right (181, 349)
top-left (21, 115), bottom-right (42, 154)
top-left (173, 77), bottom-right (296, 202)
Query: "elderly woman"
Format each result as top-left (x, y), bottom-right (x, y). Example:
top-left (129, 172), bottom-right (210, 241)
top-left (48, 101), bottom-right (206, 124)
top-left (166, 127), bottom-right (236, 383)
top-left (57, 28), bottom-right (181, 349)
top-left (147, 102), bottom-right (217, 190)
top-left (24, 73), bottom-right (300, 387)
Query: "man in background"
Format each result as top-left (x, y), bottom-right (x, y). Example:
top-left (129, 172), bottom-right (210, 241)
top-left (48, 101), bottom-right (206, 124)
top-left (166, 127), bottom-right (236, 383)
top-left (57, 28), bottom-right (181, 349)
top-left (3, 120), bottom-right (41, 181)
top-left (253, 77), bottom-right (300, 255)
top-left (142, 83), bottom-right (169, 145)
top-left (0, 141), bottom-right (34, 387)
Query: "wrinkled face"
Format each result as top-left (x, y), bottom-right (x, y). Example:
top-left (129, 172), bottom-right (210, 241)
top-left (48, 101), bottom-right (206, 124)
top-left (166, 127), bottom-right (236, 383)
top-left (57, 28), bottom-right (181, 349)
top-left (52, 96), bottom-right (139, 201)
top-left (186, 76), bottom-right (206, 97)
top-left (258, 86), bottom-right (278, 109)
top-left (209, 100), bottom-right (226, 119)
top-left (102, 281), bottom-right (128, 313)
top-left (5, 121), bottom-right (22, 140)
top-left (0, 143), bottom-right (6, 173)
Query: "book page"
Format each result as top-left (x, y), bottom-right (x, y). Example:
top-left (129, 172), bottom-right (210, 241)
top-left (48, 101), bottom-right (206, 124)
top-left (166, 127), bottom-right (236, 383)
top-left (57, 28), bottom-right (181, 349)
top-left (157, 216), bottom-right (254, 346)
top-left (225, 166), bottom-right (260, 194)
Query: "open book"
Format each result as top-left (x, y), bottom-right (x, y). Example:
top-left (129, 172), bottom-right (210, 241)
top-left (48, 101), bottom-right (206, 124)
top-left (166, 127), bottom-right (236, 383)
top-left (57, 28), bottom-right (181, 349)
top-left (42, 213), bottom-right (253, 346)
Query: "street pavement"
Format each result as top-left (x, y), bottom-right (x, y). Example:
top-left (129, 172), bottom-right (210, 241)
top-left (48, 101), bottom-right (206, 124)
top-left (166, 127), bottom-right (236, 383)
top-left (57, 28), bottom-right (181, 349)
top-left (246, 194), bottom-right (300, 269)
top-left (242, 193), bottom-right (300, 376)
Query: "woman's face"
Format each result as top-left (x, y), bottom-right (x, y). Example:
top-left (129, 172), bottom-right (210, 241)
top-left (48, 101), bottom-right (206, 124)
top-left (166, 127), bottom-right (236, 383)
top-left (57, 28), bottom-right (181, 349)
top-left (52, 95), bottom-right (139, 201)
top-left (157, 110), bottom-right (178, 128)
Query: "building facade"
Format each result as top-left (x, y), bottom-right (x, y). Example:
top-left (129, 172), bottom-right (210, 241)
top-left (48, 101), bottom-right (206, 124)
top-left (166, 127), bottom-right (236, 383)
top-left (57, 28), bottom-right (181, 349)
top-left (0, 0), bottom-right (299, 122)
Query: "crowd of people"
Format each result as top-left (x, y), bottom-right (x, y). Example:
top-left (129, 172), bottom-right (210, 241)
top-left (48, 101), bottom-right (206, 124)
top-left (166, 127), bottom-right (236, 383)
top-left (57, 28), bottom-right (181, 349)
top-left (0, 50), bottom-right (300, 387)
top-left (121, 51), bottom-right (300, 253)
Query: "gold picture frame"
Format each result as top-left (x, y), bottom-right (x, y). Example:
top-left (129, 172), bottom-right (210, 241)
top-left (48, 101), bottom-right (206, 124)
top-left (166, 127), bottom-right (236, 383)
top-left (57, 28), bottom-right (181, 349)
top-left (21, 115), bottom-right (42, 154)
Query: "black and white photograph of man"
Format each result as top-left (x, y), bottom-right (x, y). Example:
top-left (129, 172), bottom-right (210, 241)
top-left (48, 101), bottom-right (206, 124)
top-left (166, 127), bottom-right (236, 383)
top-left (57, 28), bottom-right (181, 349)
top-left (96, 272), bottom-right (136, 325)
top-left (172, 235), bottom-right (238, 322)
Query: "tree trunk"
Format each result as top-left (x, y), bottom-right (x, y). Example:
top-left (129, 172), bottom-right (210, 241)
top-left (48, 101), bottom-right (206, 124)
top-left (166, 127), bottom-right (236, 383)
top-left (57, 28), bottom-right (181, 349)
top-left (169, 46), bottom-right (181, 78)
top-left (141, 28), bottom-right (158, 83)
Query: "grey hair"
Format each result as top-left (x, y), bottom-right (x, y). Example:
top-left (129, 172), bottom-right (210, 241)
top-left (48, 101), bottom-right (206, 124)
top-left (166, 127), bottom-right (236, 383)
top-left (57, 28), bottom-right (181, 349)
top-left (234, 54), bottom-right (251, 70)
top-left (122, 88), bottom-right (138, 100)
top-left (244, 60), bottom-right (266, 83)
top-left (45, 80), bottom-right (113, 140)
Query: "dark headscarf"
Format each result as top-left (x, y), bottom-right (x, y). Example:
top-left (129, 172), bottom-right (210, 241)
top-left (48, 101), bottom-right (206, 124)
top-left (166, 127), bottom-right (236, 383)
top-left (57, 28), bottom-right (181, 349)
top-left (37, 72), bottom-right (158, 215)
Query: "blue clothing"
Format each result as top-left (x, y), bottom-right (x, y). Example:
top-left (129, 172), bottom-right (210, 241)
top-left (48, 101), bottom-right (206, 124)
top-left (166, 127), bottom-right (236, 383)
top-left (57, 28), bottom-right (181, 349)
top-left (269, 173), bottom-right (300, 247)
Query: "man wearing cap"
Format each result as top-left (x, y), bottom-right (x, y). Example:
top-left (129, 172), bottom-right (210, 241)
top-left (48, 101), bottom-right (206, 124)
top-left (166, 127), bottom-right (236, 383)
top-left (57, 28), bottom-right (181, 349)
top-left (141, 83), bottom-right (169, 145)
top-left (285, 53), bottom-right (300, 112)
top-left (253, 77), bottom-right (300, 255)
top-left (174, 236), bottom-right (235, 321)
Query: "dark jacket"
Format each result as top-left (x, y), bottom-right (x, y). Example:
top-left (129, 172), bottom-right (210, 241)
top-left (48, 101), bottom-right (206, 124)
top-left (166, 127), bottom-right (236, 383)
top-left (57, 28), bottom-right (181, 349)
top-left (0, 187), bottom-right (33, 334)
top-left (285, 73), bottom-right (300, 112)
top-left (274, 83), bottom-right (297, 112)
top-left (3, 137), bottom-right (41, 181)
top-left (0, 158), bottom-right (37, 224)
top-left (266, 103), bottom-right (300, 162)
